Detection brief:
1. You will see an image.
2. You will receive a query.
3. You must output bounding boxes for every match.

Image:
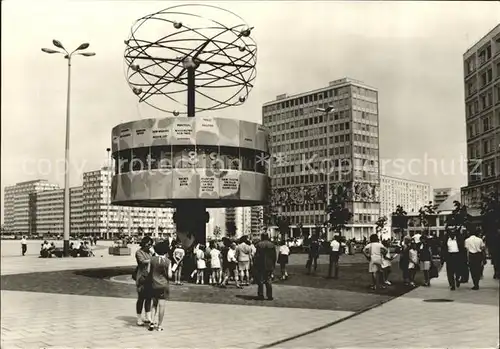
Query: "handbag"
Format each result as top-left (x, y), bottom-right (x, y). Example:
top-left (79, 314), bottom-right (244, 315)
top-left (171, 263), bottom-right (178, 272)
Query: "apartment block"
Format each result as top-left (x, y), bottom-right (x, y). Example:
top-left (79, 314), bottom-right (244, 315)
top-left (3, 180), bottom-right (60, 234)
top-left (380, 175), bottom-right (431, 230)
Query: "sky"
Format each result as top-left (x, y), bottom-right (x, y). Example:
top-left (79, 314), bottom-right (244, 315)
top-left (1, 1), bottom-right (499, 222)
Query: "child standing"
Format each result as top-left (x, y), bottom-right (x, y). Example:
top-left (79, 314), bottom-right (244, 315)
top-left (196, 245), bottom-right (207, 284)
top-left (172, 243), bottom-right (185, 285)
top-left (381, 240), bottom-right (394, 286)
top-left (148, 242), bottom-right (172, 332)
top-left (209, 241), bottom-right (222, 285)
top-left (408, 242), bottom-right (419, 287)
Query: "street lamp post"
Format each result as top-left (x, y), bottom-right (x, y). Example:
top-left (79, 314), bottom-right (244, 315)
top-left (42, 40), bottom-right (95, 257)
top-left (316, 105), bottom-right (335, 239)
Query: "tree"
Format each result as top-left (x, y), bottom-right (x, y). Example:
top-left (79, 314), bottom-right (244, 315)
top-left (375, 216), bottom-right (388, 235)
top-left (213, 225), bottom-right (222, 240)
top-left (225, 221), bottom-right (237, 239)
top-left (418, 201), bottom-right (438, 232)
top-left (325, 183), bottom-right (353, 237)
top-left (446, 201), bottom-right (469, 231)
top-left (480, 191), bottom-right (500, 236)
top-left (392, 205), bottom-right (408, 236)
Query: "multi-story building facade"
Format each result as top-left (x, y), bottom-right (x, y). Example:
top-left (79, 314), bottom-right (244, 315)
top-left (462, 24), bottom-right (500, 207)
top-left (81, 167), bottom-right (175, 238)
top-left (33, 186), bottom-right (83, 236)
top-left (380, 175), bottom-right (431, 231)
top-left (263, 78), bottom-right (380, 240)
top-left (3, 180), bottom-right (60, 234)
top-left (3, 168), bottom-right (175, 238)
top-left (433, 187), bottom-right (458, 207)
top-left (225, 206), bottom-right (262, 239)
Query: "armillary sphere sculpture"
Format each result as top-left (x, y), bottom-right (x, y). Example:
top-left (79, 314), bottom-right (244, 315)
top-left (123, 4), bottom-right (257, 116)
top-left (111, 4), bottom-right (269, 251)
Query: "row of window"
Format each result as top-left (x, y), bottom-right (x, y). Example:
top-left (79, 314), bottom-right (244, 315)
top-left (264, 87), bottom-right (378, 114)
top-left (466, 84), bottom-right (500, 118)
top-left (465, 40), bottom-right (499, 75)
top-left (271, 213), bottom-right (378, 226)
top-left (112, 146), bottom-right (269, 174)
top-left (263, 87), bottom-right (353, 112)
top-left (469, 159), bottom-right (497, 182)
top-left (467, 109), bottom-right (500, 139)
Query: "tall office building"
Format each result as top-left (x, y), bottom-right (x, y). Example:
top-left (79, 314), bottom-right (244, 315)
top-left (380, 175), bottom-right (431, 230)
top-left (225, 206), bottom-right (262, 239)
top-left (263, 78), bottom-right (380, 240)
top-left (433, 187), bottom-right (458, 207)
top-left (3, 180), bottom-right (60, 234)
top-left (206, 208), bottom-right (226, 240)
top-left (462, 24), bottom-right (500, 207)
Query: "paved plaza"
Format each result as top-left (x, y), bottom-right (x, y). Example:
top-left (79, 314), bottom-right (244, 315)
top-left (1, 241), bottom-right (498, 348)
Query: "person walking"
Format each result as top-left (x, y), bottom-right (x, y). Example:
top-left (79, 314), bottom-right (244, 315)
top-left (254, 233), bottom-right (277, 300)
top-left (441, 228), bottom-right (464, 290)
top-left (465, 228), bottom-right (486, 290)
top-left (21, 236), bottom-right (28, 256)
top-left (327, 235), bottom-right (344, 279)
top-left (134, 236), bottom-right (153, 326)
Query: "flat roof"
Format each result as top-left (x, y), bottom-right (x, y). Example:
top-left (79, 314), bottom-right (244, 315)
top-left (380, 174), bottom-right (431, 186)
top-left (263, 77), bottom-right (377, 106)
top-left (463, 23), bottom-right (500, 57)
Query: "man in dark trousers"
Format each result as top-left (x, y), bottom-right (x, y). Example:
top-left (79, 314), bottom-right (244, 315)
top-left (254, 233), bottom-right (277, 301)
top-left (465, 228), bottom-right (486, 290)
top-left (441, 228), bottom-right (466, 290)
top-left (327, 235), bottom-right (344, 279)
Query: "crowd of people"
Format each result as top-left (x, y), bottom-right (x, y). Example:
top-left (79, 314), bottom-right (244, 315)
top-left (133, 233), bottom-right (278, 330)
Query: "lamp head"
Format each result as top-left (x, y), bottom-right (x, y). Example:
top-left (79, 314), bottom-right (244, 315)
top-left (52, 40), bottom-right (65, 50)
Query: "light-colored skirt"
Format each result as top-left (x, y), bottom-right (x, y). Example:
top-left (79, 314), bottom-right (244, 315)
top-left (420, 261), bottom-right (431, 271)
top-left (369, 261), bottom-right (382, 273)
top-left (197, 259), bottom-right (206, 269)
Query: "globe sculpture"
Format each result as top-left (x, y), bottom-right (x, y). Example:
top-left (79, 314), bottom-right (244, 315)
top-left (111, 4), bottom-right (269, 249)
top-left (123, 4), bottom-right (257, 116)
